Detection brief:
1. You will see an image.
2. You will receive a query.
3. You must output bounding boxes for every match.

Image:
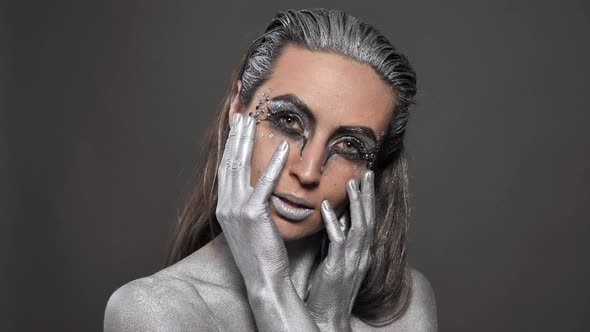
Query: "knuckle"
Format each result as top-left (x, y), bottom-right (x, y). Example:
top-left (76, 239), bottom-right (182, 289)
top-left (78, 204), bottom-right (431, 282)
top-left (221, 160), bottom-right (230, 171)
top-left (332, 235), bottom-right (345, 246)
top-left (349, 197), bottom-right (361, 207)
top-left (239, 133), bottom-right (250, 141)
top-left (271, 154), bottom-right (284, 161)
top-left (258, 173), bottom-right (275, 185)
top-left (358, 260), bottom-right (368, 272)
top-left (367, 219), bottom-right (376, 232)
top-left (349, 227), bottom-right (367, 240)
top-left (322, 266), bottom-right (341, 280)
top-left (218, 161), bottom-right (229, 173)
top-left (215, 207), bottom-right (226, 220)
top-left (229, 160), bottom-right (244, 172)
top-left (357, 227), bottom-right (368, 239)
top-left (269, 156), bottom-right (284, 166)
top-left (242, 207), bottom-right (258, 221)
top-left (228, 207), bottom-right (240, 219)
top-left (344, 268), bottom-right (355, 280)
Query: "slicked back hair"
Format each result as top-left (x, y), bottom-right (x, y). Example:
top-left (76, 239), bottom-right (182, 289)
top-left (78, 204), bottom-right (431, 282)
top-left (166, 8), bottom-right (417, 325)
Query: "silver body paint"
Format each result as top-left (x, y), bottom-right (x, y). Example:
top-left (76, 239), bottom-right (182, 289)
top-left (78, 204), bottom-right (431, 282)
top-left (104, 233), bottom-right (437, 331)
top-left (270, 194), bottom-right (314, 220)
top-left (104, 113), bottom-right (438, 331)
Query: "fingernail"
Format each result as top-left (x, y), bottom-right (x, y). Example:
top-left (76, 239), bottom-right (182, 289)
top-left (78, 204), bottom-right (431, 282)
top-left (321, 200), bottom-right (330, 210)
top-left (233, 113), bottom-right (241, 125)
top-left (347, 180), bottom-right (359, 200)
top-left (279, 140), bottom-right (288, 150)
top-left (246, 115), bottom-right (253, 125)
top-left (348, 179), bottom-right (358, 191)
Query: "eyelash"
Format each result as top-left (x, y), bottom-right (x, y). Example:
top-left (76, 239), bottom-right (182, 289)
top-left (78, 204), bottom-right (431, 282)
top-left (267, 109), bottom-right (305, 137)
top-left (267, 109), bottom-right (367, 161)
top-left (332, 138), bottom-right (366, 160)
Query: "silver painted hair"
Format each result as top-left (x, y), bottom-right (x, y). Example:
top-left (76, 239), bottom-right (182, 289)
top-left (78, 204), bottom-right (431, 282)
top-left (235, 8), bottom-right (417, 325)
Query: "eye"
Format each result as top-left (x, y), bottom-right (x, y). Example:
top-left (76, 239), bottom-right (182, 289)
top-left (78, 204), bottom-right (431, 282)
top-left (333, 138), bottom-right (364, 160)
top-left (268, 110), bottom-right (305, 136)
top-left (279, 115), bottom-right (302, 131)
top-left (338, 140), bottom-right (360, 153)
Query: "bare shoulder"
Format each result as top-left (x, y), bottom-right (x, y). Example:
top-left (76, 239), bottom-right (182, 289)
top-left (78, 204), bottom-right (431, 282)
top-left (103, 271), bottom-right (221, 331)
top-left (351, 268), bottom-right (438, 332)
top-left (103, 236), bottom-right (244, 331)
top-left (399, 268), bottom-right (438, 331)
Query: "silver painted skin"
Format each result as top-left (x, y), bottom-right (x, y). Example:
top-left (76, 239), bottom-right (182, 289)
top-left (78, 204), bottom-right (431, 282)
top-left (104, 113), bottom-right (437, 331)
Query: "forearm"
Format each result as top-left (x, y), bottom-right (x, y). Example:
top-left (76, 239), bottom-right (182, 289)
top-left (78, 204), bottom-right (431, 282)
top-left (247, 276), bottom-right (320, 332)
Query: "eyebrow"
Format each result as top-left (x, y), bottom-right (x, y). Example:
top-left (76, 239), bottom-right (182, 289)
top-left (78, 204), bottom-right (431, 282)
top-left (271, 93), bottom-right (378, 141)
top-left (271, 94), bottom-right (316, 123)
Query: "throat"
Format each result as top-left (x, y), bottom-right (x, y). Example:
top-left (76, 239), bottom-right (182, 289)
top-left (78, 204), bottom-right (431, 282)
top-left (285, 231), bottom-right (325, 299)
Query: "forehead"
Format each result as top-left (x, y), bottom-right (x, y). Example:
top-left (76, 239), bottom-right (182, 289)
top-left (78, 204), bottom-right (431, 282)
top-left (262, 44), bottom-right (395, 133)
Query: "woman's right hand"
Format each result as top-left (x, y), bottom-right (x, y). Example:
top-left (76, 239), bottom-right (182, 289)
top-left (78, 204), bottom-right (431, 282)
top-left (215, 112), bottom-right (292, 292)
top-left (216, 113), bottom-right (321, 331)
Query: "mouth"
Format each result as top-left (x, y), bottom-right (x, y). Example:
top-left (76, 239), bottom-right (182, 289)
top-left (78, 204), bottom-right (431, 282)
top-left (270, 193), bottom-right (314, 222)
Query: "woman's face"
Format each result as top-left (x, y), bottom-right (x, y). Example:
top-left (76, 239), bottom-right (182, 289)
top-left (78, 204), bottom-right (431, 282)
top-left (229, 44), bottom-right (394, 241)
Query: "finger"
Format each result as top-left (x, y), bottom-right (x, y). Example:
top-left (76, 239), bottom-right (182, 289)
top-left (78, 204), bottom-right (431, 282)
top-left (230, 114), bottom-right (244, 164)
top-left (321, 200), bottom-right (345, 270)
top-left (360, 170), bottom-right (376, 245)
top-left (236, 115), bottom-right (256, 190)
top-left (249, 140), bottom-right (289, 206)
top-left (218, 114), bottom-right (241, 192)
top-left (345, 178), bottom-right (367, 260)
top-left (228, 114), bottom-right (245, 201)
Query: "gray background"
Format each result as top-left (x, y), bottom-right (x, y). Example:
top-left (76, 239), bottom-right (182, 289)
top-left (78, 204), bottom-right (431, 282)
top-left (2, 0), bottom-right (589, 331)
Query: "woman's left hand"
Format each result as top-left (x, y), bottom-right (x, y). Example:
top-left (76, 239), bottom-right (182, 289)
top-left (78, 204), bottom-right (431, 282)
top-left (305, 171), bottom-right (377, 332)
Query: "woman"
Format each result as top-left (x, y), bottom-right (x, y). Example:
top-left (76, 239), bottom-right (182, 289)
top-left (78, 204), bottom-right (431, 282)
top-left (105, 8), bottom-right (437, 331)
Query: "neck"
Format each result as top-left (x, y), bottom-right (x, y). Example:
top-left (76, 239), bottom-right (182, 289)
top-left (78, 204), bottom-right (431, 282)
top-left (285, 231), bottom-right (325, 299)
top-left (212, 231), bottom-right (324, 299)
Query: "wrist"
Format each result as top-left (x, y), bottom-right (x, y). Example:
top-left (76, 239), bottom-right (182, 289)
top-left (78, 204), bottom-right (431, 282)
top-left (246, 274), bottom-right (293, 306)
top-left (315, 317), bottom-right (351, 332)
top-left (335, 319), bottom-right (352, 332)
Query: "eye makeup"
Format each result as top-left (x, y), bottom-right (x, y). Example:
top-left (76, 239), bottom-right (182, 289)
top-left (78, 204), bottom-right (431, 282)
top-left (325, 125), bottom-right (382, 170)
top-left (249, 88), bottom-right (385, 169)
top-left (251, 89), bottom-right (312, 160)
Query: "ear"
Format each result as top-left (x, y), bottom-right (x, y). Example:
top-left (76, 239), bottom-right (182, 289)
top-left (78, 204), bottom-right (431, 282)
top-left (228, 80), bottom-right (243, 127)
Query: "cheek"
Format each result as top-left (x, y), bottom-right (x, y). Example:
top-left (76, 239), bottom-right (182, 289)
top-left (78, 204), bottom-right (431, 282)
top-left (321, 155), bottom-right (364, 216)
top-left (249, 122), bottom-right (365, 218)
top-left (249, 124), bottom-right (284, 187)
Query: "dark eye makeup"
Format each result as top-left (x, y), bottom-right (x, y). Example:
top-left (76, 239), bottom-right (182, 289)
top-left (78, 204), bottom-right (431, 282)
top-left (257, 93), bottom-right (380, 165)
top-left (266, 107), bottom-right (306, 137)
top-left (331, 137), bottom-right (369, 160)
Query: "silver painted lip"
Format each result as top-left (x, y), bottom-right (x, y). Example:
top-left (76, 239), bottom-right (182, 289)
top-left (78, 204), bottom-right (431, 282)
top-left (270, 194), bottom-right (314, 221)
top-left (273, 192), bottom-right (314, 209)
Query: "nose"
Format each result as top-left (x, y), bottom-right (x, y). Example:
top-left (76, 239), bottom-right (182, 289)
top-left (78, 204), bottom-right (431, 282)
top-left (288, 141), bottom-right (324, 187)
